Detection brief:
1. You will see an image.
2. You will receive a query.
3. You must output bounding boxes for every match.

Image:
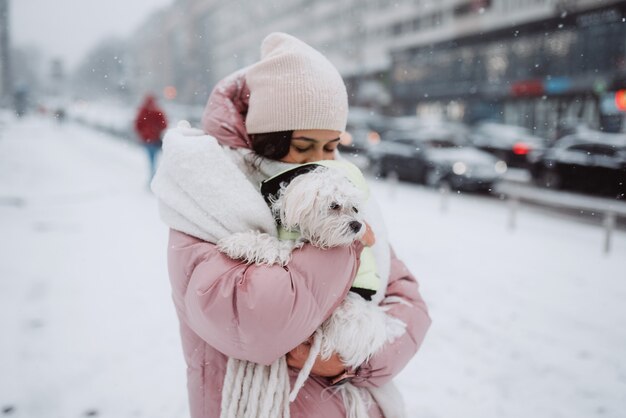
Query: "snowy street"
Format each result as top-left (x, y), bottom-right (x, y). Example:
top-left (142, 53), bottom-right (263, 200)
top-left (1, 115), bottom-right (625, 418)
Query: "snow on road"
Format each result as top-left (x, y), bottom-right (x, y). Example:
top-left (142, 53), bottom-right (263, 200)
top-left (1, 115), bottom-right (625, 418)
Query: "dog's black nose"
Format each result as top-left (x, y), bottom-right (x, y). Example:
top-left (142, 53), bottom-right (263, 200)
top-left (349, 221), bottom-right (362, 233)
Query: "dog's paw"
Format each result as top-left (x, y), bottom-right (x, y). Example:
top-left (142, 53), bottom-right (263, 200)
top-left (216, 232), bottom-right (256, 262)
top-left (320, 293), bottom-right (408, 367)
top-left (274, 240), bottom-right (297, 265)
top-left (217, 231), bottom-right (295, 265)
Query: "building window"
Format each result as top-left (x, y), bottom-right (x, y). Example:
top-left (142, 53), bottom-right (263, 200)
top-left (392, 22), bottom-right (403, 36)
top-left (453, 0), bottom-right (492, 17)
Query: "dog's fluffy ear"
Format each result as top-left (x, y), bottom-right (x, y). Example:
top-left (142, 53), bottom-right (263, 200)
top-left (275, 174), bottom-right (319, 230)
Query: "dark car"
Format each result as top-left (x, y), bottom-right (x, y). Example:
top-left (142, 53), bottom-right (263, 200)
top-left (529, 131), bottom-right (626, 199)
top-left (368, 127), bottom-right (508, 192)
top-left (469, 122), bottom-right (546, 168)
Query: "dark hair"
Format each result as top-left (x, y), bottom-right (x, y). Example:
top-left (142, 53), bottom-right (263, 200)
top-left (250, 130), bottom-right (293, 160)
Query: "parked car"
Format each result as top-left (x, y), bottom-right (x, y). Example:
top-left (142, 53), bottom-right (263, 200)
top-left (469, 122), bottom-right (546, 168)
top-left (369, 127), bottom-right (508, 192)
top-left (528, 131), bottom-right (626, 198)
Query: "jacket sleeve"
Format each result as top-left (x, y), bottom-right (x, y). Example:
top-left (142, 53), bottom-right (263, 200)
top-left (177, 236), bottom-right (364, 366)
top-left (351, 247), bottom-right (431, 388)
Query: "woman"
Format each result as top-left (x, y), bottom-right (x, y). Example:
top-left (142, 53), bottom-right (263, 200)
top-left (151, 33), bottom-right (431, 417)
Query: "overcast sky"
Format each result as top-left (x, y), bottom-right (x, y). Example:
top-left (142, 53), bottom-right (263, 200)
top-left (10, 0), bottom-right (173, 70)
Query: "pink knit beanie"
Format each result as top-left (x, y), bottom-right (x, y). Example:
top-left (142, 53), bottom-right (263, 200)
top-left (245, 33), bottom-right (349, 134)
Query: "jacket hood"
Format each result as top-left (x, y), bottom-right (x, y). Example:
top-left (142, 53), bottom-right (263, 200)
top-left (201, 69), bottom-right (253, 149)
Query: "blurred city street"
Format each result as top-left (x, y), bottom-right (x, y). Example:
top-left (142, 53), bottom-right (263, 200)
top-left (1, 114), bottom-right (625, 418)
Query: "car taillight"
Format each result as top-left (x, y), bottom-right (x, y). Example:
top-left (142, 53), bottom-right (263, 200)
top-left (512, 142), bottom-right (531, 155)
top-left (367, 131), bottom-right (381, 145)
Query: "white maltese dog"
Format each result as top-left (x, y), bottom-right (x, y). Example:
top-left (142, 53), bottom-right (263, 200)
top-left (218, 165), bottom-right (366, 265)
top-left (217, 165), bottom-right (405, 418)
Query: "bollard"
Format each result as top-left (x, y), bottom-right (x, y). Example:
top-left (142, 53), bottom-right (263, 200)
top-left (387, 171), bottom-right (398, 200)
top-left (508, 196), bottom-right (519, 231)
top-left (603, 211), bottom-right (616, 254)
top-left (439, 182), bottom-right (450, 213)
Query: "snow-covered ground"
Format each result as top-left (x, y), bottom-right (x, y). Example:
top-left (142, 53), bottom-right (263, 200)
top-left (1, 115), bottom-right (625, 418)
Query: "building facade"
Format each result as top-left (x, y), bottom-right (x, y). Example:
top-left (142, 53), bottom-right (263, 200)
top-left (127, 0), bottom-right (626, 134)
top-left (0, 0), bottom-right (11, 105)
top-left (391, 0), bottom-right (626, 136)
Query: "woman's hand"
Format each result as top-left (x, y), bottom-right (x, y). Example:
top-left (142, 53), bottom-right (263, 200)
top-left (360, 221), bottom-right (376, 247)
top-left (286, 341), bottom-right (345, 377)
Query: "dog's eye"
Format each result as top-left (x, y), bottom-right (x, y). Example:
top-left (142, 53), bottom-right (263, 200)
top-left (330, 202), bottom-right (341, 210)
top-left (352, 207), bottom-right (359, 213)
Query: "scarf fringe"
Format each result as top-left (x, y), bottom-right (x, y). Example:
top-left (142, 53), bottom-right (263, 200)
top-left (221, 357), bottom-right (290, 418)
top-left (221, 345), bottom-right (373, 418)
top-left (289, 329), bottom-right (323, 402)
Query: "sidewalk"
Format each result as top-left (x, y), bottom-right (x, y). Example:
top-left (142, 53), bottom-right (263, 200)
top-left (0, 116), bottom-right (188, 418)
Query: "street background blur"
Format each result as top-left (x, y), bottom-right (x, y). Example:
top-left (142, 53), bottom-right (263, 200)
top-left (4, 0), bottom-right (626, 136)
top-left (1, 1), bottom-right (626, 417)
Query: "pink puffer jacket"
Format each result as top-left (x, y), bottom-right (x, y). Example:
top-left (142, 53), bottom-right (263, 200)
top-left (168, 230), bottom-right (430, 417)
top-left (165, 70), bottom-right (431, 417)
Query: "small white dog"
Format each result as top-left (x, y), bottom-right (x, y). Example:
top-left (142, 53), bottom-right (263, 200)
top-left (218, 165), bottom-right (366, 265)
top-left (217, 164), bottom-right (405, 418)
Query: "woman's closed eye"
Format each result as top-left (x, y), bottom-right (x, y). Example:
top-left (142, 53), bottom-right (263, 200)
top-left (292, 145), bottom-right (337, 153)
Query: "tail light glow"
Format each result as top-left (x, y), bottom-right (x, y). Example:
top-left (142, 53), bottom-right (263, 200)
top-left (616, 90), bottom-right (626, 111)
top-left (512, 142), bottom-right (531, 155)
top-left (367, 131), bottom-right (381, 145)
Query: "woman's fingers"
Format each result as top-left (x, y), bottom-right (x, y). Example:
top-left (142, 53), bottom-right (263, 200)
top-left (286, 343), bottom-right (346, 377)
top-left (309, 352), bottom-right (346, 377)
top-left (286, 342), bottom-right (310, 369)
top-left (360, 221), bottom-right (376, 247)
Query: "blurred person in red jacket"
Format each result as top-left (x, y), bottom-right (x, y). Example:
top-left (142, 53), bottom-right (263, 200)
top-left (134, 94), bottom-right (168, 182)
